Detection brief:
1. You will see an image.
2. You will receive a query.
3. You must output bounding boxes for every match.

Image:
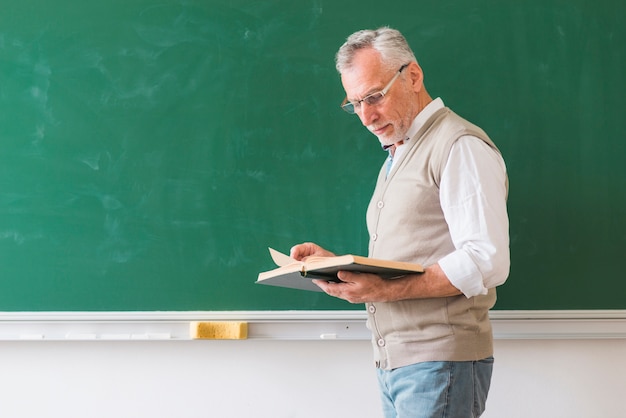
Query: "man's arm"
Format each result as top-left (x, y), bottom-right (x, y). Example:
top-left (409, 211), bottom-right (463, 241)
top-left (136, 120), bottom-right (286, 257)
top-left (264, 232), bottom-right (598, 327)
top-left (290, 242), bottom-right (458, 303)
top-left (314, 136), bottom-right (509, 304)
top-left (298, 136), bottom-right (509, 304)
top-left (437, 136), bottom-right (510, 297)
top-left (313, 263), bottom-right (461, 304)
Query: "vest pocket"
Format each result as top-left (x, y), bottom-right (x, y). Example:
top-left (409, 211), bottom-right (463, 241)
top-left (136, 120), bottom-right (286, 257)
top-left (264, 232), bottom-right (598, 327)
top-left (387, 298), bottom-right (454, 343)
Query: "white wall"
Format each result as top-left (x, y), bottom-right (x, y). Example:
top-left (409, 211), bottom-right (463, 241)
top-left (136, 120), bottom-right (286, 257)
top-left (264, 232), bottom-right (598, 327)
top-left (486, 339), bottom-right (626, 418)
top-left (1, 338), bottom-right (625, 418)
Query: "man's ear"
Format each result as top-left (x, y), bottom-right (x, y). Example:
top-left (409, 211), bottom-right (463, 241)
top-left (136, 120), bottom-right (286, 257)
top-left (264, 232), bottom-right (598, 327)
top-left (407, 61), bottom-right (424, 93)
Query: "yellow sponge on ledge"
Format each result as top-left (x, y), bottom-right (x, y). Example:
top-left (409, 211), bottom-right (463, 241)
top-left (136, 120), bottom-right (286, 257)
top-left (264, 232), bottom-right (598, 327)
top-left (190, 321), bottom-right (248, 340)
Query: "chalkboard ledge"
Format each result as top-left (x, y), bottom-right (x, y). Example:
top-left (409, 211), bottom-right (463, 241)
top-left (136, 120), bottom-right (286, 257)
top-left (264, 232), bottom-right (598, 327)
top-left (0, 310), bottom-right (625, 341)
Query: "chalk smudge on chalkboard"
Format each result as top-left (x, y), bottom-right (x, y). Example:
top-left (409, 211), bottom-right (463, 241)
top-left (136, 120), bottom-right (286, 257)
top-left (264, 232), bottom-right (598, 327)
top-left (78, 153), bottom-right (102, 171)
top-left (0, 230), bottom-right (26, 245)
top-left (100, 195), bottom-right (123, 211)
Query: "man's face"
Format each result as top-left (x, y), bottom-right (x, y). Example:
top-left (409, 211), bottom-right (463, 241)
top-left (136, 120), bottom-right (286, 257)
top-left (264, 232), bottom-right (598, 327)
top-left (340, 49), bottom-right (418, 147)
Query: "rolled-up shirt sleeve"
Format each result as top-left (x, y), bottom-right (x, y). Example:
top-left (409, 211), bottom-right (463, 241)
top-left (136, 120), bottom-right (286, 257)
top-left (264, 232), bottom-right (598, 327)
top-left (438, 136), bottom-right (510, 298)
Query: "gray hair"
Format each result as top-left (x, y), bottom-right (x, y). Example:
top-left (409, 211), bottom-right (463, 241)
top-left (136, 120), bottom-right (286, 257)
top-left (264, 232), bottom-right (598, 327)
top-left (335, 27), bottom-right (417, 74)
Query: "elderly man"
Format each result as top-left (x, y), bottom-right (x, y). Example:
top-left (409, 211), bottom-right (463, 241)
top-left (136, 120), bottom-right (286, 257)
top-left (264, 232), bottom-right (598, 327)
top-left (291, 27), bottom-right (509, 418)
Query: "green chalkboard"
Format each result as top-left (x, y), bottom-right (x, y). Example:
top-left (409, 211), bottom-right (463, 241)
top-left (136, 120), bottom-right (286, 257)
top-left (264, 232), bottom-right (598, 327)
top-left (0, 0), bottom-right (624, 311)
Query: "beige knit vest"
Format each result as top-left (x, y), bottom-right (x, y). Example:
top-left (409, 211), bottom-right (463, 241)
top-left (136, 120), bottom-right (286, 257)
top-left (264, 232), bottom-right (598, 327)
top-left (365, 107), bottom-right (506, 369)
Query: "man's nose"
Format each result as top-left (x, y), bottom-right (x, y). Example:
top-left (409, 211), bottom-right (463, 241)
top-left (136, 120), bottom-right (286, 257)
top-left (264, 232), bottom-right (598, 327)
top-left (357, 102), bottom-right (378, 126)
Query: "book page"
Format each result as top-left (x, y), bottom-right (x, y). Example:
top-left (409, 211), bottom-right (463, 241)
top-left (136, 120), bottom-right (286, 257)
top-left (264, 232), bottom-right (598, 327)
top-left (268, 248), bottom-right (340, 268)
top-left (268, 248), bottom-right (300, 267)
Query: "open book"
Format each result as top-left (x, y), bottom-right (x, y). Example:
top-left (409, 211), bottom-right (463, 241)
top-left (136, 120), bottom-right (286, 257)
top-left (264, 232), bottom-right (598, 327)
top-left (256, 248), bottom-right (424, 292)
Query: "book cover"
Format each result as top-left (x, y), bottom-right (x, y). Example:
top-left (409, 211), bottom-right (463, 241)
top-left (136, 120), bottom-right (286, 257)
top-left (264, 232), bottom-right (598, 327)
top-left (256, 248), bottom-right (424, 292)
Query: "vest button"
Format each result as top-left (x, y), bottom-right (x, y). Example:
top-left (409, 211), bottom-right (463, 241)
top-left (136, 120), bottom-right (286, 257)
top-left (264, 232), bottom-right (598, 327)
top-left (377, 338), bottom-right (386, 347)
top-left (377, 200), bottom-right (384, 209)
top-left (368, 305), bottom-right (376, 314)
top-left (371, 233), bottom-right (378, 241)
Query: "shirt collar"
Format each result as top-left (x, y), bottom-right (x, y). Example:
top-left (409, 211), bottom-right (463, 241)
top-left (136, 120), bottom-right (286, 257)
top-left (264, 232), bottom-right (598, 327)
top-left (381, 98), bottom-right (445, 153)
top-left (404, 97), bottom-right (445, 141)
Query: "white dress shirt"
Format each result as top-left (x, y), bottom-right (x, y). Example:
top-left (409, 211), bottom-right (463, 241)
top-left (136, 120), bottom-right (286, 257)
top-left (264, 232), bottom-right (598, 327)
top-left (391, 98), bottom-right (510, 297)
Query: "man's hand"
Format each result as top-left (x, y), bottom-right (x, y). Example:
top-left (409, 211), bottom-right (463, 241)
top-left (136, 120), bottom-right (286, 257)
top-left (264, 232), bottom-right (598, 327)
top-left (313, 271), bottom-right (389, 304)
top-left (290, 242), bottom-right (335, 261)
top-left (314, 264), bottom-right (463, 304)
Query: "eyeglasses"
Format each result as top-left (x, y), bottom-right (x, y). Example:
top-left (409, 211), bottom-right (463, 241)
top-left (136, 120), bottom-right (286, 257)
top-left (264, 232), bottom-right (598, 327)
top-left (340, 64), bottom-right (409, 114)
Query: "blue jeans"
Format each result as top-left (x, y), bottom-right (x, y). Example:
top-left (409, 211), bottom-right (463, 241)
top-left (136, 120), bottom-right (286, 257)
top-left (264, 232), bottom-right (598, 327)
top-left (376, 357), bottom-right (494, 418)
